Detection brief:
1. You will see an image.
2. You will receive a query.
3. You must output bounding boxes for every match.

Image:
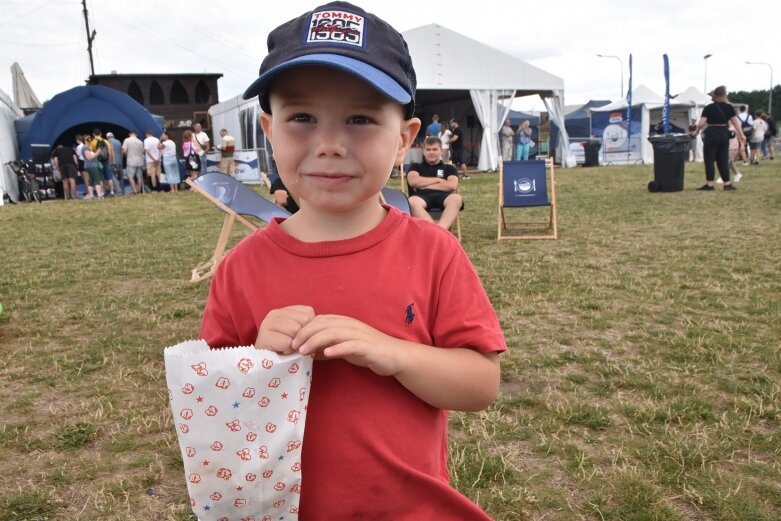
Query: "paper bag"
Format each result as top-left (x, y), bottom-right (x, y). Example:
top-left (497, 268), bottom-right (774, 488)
top-left (165, 340), bottom-right (313, 521)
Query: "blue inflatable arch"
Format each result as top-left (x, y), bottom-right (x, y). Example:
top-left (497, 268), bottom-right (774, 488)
top-left (19, 85), bottom-right (163, 159)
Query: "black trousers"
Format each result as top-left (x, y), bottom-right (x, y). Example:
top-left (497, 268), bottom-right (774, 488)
top-left (702, 127), bottom-right (730, 182)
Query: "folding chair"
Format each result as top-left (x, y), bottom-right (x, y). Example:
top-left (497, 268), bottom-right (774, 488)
top-left (498, 159), bottom-right (557, 240)
top-left (400, 163), bottom-right (462, 240)
top-left (379, 186), bottom-right (411, 214)
top-left (186, 172), bottom-right (291, 282)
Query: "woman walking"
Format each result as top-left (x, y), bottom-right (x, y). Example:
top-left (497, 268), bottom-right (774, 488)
top-left (690, 86), bottom-right (746, 191)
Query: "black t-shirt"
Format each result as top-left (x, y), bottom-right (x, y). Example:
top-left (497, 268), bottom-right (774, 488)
top-left (700, 102), bottom-right (736, 125)
top-left (408, 160), bottom-right (458, 195)
top-left (450, 127), bottom-right (464, 153)
top-left (269, 176), bottom-right (299, 213)
top-left (53, 146), bottom-right (77, 167)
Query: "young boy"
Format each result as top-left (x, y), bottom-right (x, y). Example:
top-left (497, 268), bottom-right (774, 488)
top-left (199, 2), bottom-right (506, 518)
top-left (407, 136), bottom-right (464, 231)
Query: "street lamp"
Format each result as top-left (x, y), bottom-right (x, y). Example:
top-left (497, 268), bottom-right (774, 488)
top-left (703, 54), bottom-right (712, 93)
top-left (596, 54), bottom-right (624, 99)
top-left (745, 61), bottom-right (773, 115)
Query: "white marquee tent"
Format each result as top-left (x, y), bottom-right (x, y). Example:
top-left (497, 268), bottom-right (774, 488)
top-left (0, 88), bottom-right (23, 205)
top-left (402, 24), bottom-right (569, 170)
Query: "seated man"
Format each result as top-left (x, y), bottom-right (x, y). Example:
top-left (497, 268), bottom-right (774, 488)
top-left (269, 173), bottom-right (300, 214)
top-left (407, 136), bottom-right (463, 230)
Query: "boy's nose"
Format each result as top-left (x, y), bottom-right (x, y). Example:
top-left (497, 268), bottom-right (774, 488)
top-left (314, 123), bottom-right (348, 157)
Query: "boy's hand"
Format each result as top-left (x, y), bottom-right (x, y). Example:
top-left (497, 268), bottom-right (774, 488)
top-left (255, 305), bottom-right (315, 354)
top-left (292, 315), bottom-right (401, 376)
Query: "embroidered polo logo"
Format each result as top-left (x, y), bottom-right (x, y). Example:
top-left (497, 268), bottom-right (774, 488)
top-left (307, 10), bottom-right (365, 47)
top-left (405, 303), bottom-right (415, 325)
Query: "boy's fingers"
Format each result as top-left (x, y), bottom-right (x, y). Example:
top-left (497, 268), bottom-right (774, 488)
top-left (269, 305), bottom-right (316, 326)
top-left (255, 330), bottom-right (297, 354)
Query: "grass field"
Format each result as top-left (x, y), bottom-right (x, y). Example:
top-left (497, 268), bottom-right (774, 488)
top-left (0, 161), bottom-right (779, 520)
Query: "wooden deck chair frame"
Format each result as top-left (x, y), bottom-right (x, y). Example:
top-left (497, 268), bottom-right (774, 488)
top-left (498, 158), bottom-right (557, 241)
top-left (399, 162), bottom-right (462, 240)
top-left (186, 173), bottom-right (291, 282)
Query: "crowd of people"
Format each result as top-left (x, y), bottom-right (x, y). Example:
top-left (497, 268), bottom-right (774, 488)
top-left (50, 123), bottom-right (237, 200)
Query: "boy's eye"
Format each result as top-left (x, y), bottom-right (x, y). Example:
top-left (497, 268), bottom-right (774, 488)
top-left (348, 115), bottom-right (372, 125)
top-left (290, 113), bottom-right (313, 123)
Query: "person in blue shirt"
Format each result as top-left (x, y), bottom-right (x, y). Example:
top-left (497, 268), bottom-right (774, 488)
top-left (425, 113), bottom-right (441, 137)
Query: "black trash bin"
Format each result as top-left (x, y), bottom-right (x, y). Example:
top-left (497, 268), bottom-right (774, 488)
top-left (648, 134), bottom-right (691, 192)
top-left (583, 139), bottom-right (601, 167)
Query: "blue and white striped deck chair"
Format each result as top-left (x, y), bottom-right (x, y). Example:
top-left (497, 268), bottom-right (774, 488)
top-left (187, 172), bottom-right (291, 282)
top-left (498, 159), bottom-right (557, 240)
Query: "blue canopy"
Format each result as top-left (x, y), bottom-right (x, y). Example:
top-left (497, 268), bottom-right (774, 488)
top-left (564, 100), bottom-right (611, 138)
top-left (19, 85), bottom-right (163, 158)
top-left (507, 109), bottom-right (540, 127)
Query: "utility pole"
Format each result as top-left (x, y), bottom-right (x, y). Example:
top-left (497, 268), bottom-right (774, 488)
top-left (82, 0), bottom-right (96, 77)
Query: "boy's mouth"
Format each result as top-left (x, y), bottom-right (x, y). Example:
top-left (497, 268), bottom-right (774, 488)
top-left (305, 172), bottom-right (354, 185)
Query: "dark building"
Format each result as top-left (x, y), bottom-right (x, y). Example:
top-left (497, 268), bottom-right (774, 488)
top-left (87, 72), bottom-right (223, 144)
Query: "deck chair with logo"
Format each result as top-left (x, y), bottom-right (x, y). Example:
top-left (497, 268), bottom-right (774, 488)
top-left (187, 172), bottom-right (291, 282)
top-left (498, 159), bottom-right (557, 240)
top-left (399, 163), bottom-right (462, 240)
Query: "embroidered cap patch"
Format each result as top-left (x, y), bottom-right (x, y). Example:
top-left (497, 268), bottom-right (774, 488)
top-left (307, 9), bottom-right (366, 47)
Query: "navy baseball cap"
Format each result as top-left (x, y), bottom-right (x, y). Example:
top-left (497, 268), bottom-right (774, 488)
top-left (243, 1), bottom-right (416, 118)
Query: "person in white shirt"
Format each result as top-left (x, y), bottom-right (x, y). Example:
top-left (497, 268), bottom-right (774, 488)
top-left (438, 125), bottom-right (452, 164)
top-left (193, 123), bottom-right (210, 176)
top-left (737, 105), bottom-right (753, 165)
top-left (122, 130), bottom-right (146, 194)
top-left (749, 111), bottom-right (768, 165)
top-left (159, 132), bottom-right (179, 192)
top-left (144, 130), bottom-right (161, 191)
top-left (216, 129), bottom-right (236, 176)
top-left (500, 119), bottom-right (514, 161)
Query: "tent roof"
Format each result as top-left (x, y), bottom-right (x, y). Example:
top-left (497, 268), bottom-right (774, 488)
top-left (0, 87), bottom-right (23, 119)
top-left (402, 24), bottom-right (564, 95)
top-left (19, 85), bottom-right (163, 159)
top-left (507, 108), bottom-right (540, 126)
top-left (566, 99), bottom-right (611, 118)
top-left (11, 62), bottom-right (41, 111)
top-left (591, 84), bottom-right (682, 112)
top-left (674, 85), bottom-right (711, 106)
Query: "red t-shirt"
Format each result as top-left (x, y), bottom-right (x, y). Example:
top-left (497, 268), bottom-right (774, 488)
top-left (200, 206), bottom-right (507, 519)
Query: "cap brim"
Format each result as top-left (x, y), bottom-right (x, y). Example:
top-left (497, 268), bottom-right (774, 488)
top-left (243, 53), bottom-right (411, 105)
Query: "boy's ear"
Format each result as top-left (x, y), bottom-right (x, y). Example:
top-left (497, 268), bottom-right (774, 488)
top-left (259, 112), bottom-right (273, 141)
top-left (396, 117), bottom-right (421, 165)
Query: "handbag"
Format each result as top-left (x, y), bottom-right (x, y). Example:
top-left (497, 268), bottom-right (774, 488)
top-left (187, 151), bottom-right (201, 171)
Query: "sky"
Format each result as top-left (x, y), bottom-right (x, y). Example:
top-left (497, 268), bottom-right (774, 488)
top-left (0, 0), bottom-right (777, 113)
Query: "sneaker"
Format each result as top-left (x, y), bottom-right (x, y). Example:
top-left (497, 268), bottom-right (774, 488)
top-left (82, 195), bottom-right (94, 200)
top-left (696, 184), bottom-right (715, 191)
top-left (743, 161), bottom-right (748, 166)
top-left (733, 172), bottom-right (742, 183)
top-left (462, 175), bottom-right (471, 180)
top-left (723, 184), bottom-right (737, 191)
top-left (716, 177), bottom-right (724, 184)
